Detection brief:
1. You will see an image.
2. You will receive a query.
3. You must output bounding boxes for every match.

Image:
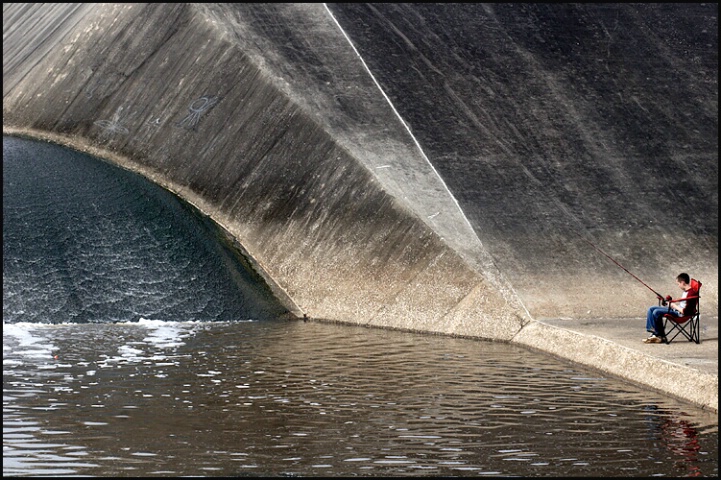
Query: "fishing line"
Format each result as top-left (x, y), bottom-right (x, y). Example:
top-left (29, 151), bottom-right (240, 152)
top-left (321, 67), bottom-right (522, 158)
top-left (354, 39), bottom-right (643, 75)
top-left (575, 232), bottom-right (666, 302)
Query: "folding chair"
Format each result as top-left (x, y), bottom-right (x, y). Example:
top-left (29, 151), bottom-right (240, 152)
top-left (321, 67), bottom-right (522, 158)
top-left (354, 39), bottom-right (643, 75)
top-left (661, 278), bottom-right (701, 344)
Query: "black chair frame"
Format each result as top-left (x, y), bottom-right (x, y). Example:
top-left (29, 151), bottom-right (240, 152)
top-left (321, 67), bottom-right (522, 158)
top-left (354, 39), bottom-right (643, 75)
top-left (661, 288), bottom-right (701, 345)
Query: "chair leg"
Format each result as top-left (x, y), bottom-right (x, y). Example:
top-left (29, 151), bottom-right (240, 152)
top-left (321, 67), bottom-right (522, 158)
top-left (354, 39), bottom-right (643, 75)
top-left (662, 315), bottom-right (700, 344)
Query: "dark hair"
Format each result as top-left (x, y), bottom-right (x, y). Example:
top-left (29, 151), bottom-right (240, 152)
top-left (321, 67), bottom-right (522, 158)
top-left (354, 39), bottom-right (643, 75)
top-left (677, 272), bottom-right (690, 284)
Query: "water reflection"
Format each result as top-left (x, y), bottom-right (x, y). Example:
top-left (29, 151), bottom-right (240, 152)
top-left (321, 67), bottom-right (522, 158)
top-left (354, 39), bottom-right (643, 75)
top-left (646, 405), bottom-right (706, 477)
top-left (3, 320), bottom-right (718, 477)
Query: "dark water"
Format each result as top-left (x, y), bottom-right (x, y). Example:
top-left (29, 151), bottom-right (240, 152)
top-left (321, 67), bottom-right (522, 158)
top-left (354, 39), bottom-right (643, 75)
top-left (4, 321), bottom-right (718, 477)
top-left (3, 136), bottom-right (718, 477)
top-left (3, 136), bottom-right (287, 325)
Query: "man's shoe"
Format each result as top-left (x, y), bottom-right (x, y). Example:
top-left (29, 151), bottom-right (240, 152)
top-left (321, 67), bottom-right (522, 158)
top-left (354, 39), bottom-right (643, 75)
top-left (644, 335), bottom-right (662, 344)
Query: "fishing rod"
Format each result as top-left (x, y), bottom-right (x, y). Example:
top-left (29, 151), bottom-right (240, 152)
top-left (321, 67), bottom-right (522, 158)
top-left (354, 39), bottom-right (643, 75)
top-left (575, 232), bottom-right (668, 303)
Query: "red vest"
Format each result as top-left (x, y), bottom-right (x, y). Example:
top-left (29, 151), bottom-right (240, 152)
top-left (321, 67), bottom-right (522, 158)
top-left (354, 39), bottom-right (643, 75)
top-left (682, 279), bottom-right (702, 316)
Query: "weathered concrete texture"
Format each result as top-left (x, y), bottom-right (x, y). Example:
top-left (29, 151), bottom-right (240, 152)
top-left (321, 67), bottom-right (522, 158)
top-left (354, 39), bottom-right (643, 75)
top-left (2, 3), bottom-right (527, 340)
top-left (323, 3), bottom-right (718, 320)
top-left (3, 4), bottom-right (718, 408)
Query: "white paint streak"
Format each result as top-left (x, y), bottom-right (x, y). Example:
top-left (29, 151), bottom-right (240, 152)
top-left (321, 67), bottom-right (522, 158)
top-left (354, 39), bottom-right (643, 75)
top-left (323, 4), bottom-right (475, 235)
top-left (323, 4), bottom-right (533, 322)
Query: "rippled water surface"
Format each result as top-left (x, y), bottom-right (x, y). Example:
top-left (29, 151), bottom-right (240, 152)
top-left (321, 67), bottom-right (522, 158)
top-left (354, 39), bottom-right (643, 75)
top-left (3, 136), bottom-right (287, 325)
top-left (3, 320), bottom-right (718, 477)
top-left (3, 136), bottom-right (718, 476)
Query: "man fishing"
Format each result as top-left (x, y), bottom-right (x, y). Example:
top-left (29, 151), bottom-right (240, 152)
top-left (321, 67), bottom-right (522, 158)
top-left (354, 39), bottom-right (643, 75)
top-left (643, 273), bottom-right (694, 344)
top-left (576, 234), bottom-right (701, 344)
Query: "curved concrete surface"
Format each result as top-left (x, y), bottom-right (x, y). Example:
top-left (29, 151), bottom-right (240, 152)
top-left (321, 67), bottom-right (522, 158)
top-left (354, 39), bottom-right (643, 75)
top-left (3, 4), bottom-right (717, 410)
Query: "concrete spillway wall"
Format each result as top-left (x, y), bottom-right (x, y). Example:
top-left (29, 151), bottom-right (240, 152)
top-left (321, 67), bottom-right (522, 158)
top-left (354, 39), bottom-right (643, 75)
top-left (3, 4), bottom-right (717, 340)
top-left (3, 3), bottom-right (528, 339)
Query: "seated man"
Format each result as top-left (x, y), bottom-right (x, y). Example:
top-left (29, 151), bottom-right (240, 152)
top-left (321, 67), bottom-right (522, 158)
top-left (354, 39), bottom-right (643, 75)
top-left (643, 273), bottom-right (695, 344)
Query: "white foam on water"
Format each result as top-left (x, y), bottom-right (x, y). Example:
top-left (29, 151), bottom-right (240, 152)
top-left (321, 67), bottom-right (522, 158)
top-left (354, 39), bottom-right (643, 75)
top-left (3, 322), bottom-right (57, 362)
top-left (138, 318), bottom-right (194, 349)
top-left (94, 318), bottom-right (204, 367)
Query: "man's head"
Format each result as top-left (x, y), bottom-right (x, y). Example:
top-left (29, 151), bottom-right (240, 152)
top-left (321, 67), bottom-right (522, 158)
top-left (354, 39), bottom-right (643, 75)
top-left (676, 272), bottom-right (690, 290)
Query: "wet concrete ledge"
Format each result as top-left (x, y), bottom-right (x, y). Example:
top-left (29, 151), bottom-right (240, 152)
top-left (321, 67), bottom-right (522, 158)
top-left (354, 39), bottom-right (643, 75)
top-left (3, 4), bottom-right (717, 411)
top-left (304, 312), bottom-right (718, 412)
top-left (517, 317), bottom-right (718, 412)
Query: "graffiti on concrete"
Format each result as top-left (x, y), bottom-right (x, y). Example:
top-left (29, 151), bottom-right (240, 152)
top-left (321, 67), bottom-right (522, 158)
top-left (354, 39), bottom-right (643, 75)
top-left (93, 107), bottom-right (130, 136)
top-left (176, 95), bottom-right (220, 130)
